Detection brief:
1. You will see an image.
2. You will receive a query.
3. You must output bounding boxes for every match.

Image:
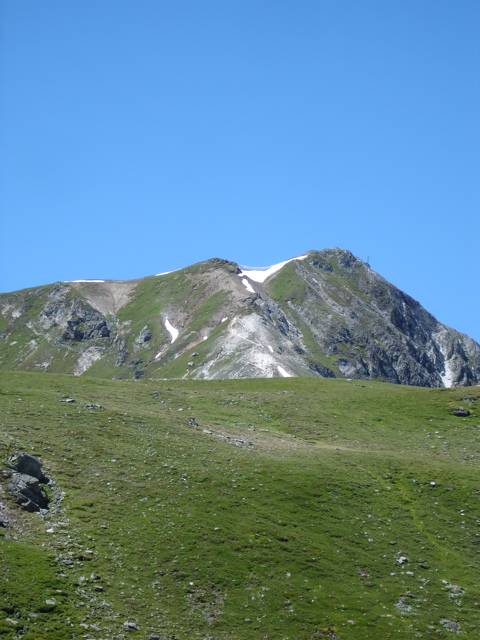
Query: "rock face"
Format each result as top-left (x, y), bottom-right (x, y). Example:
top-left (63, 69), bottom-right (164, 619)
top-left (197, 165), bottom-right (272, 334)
top-left (0, 250), bottom-right (479, 387)
top-left (133, 325), bottom-right (152, 352)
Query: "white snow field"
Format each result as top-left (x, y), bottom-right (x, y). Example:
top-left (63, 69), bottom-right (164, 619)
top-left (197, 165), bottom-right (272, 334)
top-left (164, 318), bottom-right (179, 343)
top-left (238, 254), bottom-right (308, 284)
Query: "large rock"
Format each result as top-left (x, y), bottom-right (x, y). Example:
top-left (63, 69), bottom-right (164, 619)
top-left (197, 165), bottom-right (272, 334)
top-left (452, 408), bottom-right (471, 417)
top-left (8, 473), bottom-right (49, 512)
top-left (9, 452), bottom-right (46, 481)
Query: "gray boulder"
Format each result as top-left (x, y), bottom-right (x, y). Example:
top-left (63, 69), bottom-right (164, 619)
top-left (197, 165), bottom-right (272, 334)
top-left (124, 621), bottom-right (139, 631)
top-left (452, 408), bottom-right (471, 417)
top-left (8, 473), bottom-right (49, 512)
top-left (9, 452), bottom-right (46, 481)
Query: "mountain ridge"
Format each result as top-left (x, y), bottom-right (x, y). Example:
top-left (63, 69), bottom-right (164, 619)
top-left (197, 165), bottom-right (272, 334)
top-left (1, 249), bottom-right (479, 387)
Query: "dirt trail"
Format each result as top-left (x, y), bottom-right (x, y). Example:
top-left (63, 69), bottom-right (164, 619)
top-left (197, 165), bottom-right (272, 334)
top-left (196, 421), bottom-right (366, 456)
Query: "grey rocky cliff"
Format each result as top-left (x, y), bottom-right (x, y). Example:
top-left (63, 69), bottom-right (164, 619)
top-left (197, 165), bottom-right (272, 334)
top-left (0, 250), bottom-right (478, 387)
top-left (291, 251), bottom-right (478, 387)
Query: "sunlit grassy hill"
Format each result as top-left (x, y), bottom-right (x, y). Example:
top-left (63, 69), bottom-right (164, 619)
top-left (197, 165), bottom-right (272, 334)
top-left (0, 372), bottom-right (479, 639)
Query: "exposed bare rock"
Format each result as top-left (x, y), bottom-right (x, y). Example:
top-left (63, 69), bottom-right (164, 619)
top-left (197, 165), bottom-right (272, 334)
top-left (8, 473), bottom-right (49, 512)
top-left (440, 619), bottom-right (461, 633)
top-left (9, 452), bottom-right (46, 481)
top-left (452, 408), bottom-right (471, 417)
top-left (132, 326), bottom-right (152, 352)
top-left (5, 452), bottom-right (52, 513)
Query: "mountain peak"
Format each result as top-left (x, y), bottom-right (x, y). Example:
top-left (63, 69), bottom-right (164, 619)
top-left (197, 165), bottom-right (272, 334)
top-left (1, 249), bottom-right (478, 387)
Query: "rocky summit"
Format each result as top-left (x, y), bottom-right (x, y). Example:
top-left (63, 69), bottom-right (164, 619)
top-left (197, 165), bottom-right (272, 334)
top-left (0, 249), bottom-right (478, 387)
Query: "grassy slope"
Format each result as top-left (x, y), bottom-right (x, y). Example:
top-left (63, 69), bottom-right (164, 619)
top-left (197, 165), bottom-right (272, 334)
top-left (268, 262), bottom-right (344, 373)
top-left (86, 270), bottom-right (231, 380)
top-left (0, 372), bottom-right (479, 640)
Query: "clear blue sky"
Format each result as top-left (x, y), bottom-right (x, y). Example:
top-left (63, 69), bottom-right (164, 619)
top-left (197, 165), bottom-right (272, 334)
top-left (1, 1), bottom-right (479, 342)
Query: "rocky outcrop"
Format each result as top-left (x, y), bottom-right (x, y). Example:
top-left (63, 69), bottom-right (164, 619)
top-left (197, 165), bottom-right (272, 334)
top-left (8, 473), bottom-right (49, 512)
top-left (9, 452), bottom-right (47, 481)
top-left (132, 326), bottom-right (152, 352)
top-left (7, 453), bottom-right (50, 512)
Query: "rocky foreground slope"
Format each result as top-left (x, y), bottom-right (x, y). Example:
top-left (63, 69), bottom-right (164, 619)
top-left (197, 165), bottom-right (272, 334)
top-left (0, 249), bottom-right (479, 387)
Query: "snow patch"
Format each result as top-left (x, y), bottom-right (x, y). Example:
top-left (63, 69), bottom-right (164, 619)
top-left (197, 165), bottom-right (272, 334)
top-left (164, 318), bottom-right (179, 343)
top-left (239, 254), bottom-right (308, 283)
top-left (69, 279), bottom-right (105, 283)
top-left (277, 365), bottom-right (292, 378)
top-left (268, 345), bottom-right (274, 353)
top-left (435, 329), bottom-right (457, 388)
top-left (221, 317), bottom-right (228, 323)
top-left (440, 360), bottom-right (455, 389)
top-left (241, 279), bottom-right (256, 293)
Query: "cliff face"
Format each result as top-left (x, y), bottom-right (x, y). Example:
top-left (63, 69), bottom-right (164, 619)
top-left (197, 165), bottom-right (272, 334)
top-left (0, 250), bottom-right (478, 387)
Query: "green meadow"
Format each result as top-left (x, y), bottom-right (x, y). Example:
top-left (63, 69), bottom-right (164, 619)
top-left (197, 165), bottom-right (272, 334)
top-left (0, 371), bottom-right (478, 639)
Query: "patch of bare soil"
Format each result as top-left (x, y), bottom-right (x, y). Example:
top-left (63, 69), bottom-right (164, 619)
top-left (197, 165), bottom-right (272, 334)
top-left (69, 280), bottom-right (140, 316)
